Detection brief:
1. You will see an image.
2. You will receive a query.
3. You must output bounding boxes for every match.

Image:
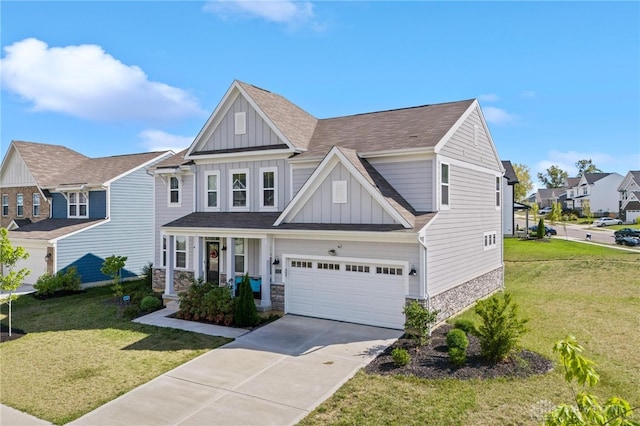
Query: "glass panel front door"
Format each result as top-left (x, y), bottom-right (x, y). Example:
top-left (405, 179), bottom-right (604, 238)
top-left (206, 242), bottom-right (220, 284)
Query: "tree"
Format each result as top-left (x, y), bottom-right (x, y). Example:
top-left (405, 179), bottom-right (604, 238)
top-left (234, 273), bottom-right (258, 327)
top-left (582, 200), bottom-right (593, 226)
top-left (101, 255), bottom-right (127, 299)
top-left (575, 159), bottom-right (602, 177)
top-left (0, 228), bottom-right (30, 335)
top-left (538, 165), bottom-right (568, 188)
top-left (512, 163), bottom-right (534, 202)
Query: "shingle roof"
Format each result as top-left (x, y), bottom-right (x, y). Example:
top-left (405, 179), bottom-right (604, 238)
top-left (565, 177), bottom-right (581, 188)
top-left (501, 161), bottom-right (518, 184)
top-left (8, 218), bottom-right (105, 240)
top-left (630, 171), bottom-right (640, 182)
top-left (582, 173), bottom-right (611, 184)
top-left (238, 81), bottom-right (318, 151)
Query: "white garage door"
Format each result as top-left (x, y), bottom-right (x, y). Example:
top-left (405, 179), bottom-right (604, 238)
top-left (286, 258), bottom-right (406, 329)
top-left (12, 242), bottom-right (48, 285)
top-left (627, 210), bottom-right (640, 223)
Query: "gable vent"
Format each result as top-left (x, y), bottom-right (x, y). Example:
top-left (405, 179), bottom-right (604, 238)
top-left (235, 112), bottom-right (247, 135)
top-left (332, 180), bottom-right (347, 204)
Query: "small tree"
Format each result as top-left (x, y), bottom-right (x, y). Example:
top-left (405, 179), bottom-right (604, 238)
top-left (582, 200), bottom-right (593, 226)
top-left (531, 203), bottom-right (539, 223)
top-left (537, 217), bottom-right (546, 239)
top-left (234, 273), bottom-right (258, 327)
top-left (101, 255), bottom-right (127, 299)
top-left (545, 336), bottom-right (637, 425)
top-left (0, 228), bottom-right (30, 335)
top-left (403, 300), bottom-right (439, 346)
top-left (474, 292), bottom-right (529, 363)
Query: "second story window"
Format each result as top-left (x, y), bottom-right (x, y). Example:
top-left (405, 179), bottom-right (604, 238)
top-left (33, 193), bottom-right (40, 216)
top-left (205, 171), bottom-right (219, 211)
top-left (68, 192), bottom-right (88, 217)
top-left (260, 168), bottom-right (277, 210)
top-left (230, 170), bottom-right (249, 210)
top-left (495, 176), bottom-right (501, 207)
top-left (17, 193), bottom-right (24, 217)
top-left (582, 187), bottom-right (588, 196)
top-left (169, 176), bottom-right (180, 205)
top-left (2, 194), bottom-right (8, 216)
top-left (441, 163), bottom-right (450, 207)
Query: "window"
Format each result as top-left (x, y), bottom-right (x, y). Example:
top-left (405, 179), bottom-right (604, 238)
top-left (291, 260), bottom-right (312, 268)
top-left (2, 195), bottom-right (8, 216)
top-left (582, 187), bottom-right (588, 196)
top-left (318, 262), bottom-right (340, 271)
top-left (376, 266), bottom-right (403, 276)
top-left (234, 112), bottom-right (246, 135)
top-left (483, 231), bottom-right (498, 250)
top-left (441, 163), bottom-right (450, 207)
top-left (169, 176), bottom-right (180, 205)
top-left (161, 235), bottom-right (167, 267)
top-left (260, 168), bottom-right (277, 210)
top-left (16, 194), bottom-right (24, 217)
top-left (234, 238), bottom-right (245, 274)
top-left (332, 180), bottom-right (347, 204)
top-left (346, 264), bottom-right (370, 273)
top-left (33, 193), bottom-right (40, 216)
top-left (495, 176), bottom-right (501, 207)
top-left (175, 236), bottom-right (187, 268)
top-left (230, 170), bottom-right (249, 210)
top-left (205, 171), bottom-right (219, 210)
top-left (68, 192), bottom-right (88, 217)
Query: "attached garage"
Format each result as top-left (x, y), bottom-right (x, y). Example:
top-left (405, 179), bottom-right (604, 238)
top-left (11, 240), bottom-right (49, 285)
top-left (626, 210), bottom-right (640, 223)
top-left (285, 256), bottom-right (407, 329)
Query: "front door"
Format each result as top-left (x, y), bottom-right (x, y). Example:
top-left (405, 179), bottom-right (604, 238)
top-left (206, 242), bottom-right (220, 284)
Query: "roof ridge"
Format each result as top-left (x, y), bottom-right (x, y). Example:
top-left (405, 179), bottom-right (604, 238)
top-left (321, 99), bottom-right (476, 121)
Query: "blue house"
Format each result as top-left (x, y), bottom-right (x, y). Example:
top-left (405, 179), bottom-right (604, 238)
top-left (1, 141), bottom-right (172, 285)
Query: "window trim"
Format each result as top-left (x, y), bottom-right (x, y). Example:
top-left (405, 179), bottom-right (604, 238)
top-left (67, 191), bottom-right (88, 218)
top-left (174, 235), bottom-right (188, 269)
top-left (168, 176), bottom-right (181, 207)
top-left (161, 234), bottom-right (167, 268)
top-left (483, 231), bottom-right (498, 251)
top-left (440, 163), bottom-right (450, 209)
top-left (229, 168), bottom-right (250, 211)
top-left (2, 194), bottom-right (8, 216)
top-left (204, 171), bottom-right (220, 212)
top-left (259, 167), bottom-right (278, 211)
top-left (234, 112), bottom-right (247, 135)
top-left (234, 238), bottom-right (246, 275)
top-left (332, 180), bottom-right (348, 204)
top-left (495, 176), bottom-right (501, 209)
top-left (16, 193), bottom-right (24, 217)
top-left (33, 193), bottom-right (40, 216)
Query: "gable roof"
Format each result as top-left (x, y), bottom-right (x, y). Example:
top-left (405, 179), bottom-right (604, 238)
top-left (565, 177), bottom-right (581, 188)
top-left (7, 218), bottom-right (105, 241)
top-left (580, 172), bottom-right (611, 185)
top-left (501, 161), bottom-right (518, 184)
top-left (631, 171), bottom-right (640, 182)
top-left (537, 188), bottom-right (563, 200)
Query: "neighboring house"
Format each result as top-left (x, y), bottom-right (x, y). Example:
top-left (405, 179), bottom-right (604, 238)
top-left (535, 188), bottom-right (563, 209)
top-left (151, 80), bottom-right (505, 330)
top-left (0, 141), bottom-right (171, 285)
top-left (618, 171), bottom-right (640, 223)
top-left (501, 160), bottom-right (518, 235)
top-left (565, 172), bottom-right (624, 217)
top-left (562, 177), bottom-right (581, 210)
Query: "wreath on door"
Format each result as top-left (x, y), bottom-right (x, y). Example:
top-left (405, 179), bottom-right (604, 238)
top-left (210, 249), bottom-right (218, 259)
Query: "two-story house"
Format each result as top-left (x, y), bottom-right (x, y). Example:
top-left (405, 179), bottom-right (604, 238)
top-left (618, 171), bottom-right (640, 223)
top-left (565, 172), bottom-right (624, 217)
top-left (152, 80), bottom-right (505, 330)
top-left (0, 141), bottom-right (171, 285)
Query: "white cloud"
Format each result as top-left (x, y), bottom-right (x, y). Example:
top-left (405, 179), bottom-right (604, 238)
top-left (482, 106), bottom-right (517, 125)
top-left (0, 38), bottom-right (203, 123)
top-left (138, 130), bottom-right (193, 153)
top-left (478, 93), bottom-right (499, 102)
top-left (536, 150), bottom-right (616, 177)
top-left (204, 0), bottom-right (315, 28)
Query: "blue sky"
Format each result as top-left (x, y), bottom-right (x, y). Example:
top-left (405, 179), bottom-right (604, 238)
top-left (1, 1), bottom-right (638, 187)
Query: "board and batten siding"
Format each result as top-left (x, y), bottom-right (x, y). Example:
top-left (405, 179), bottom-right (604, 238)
top-left (0, 152), bottom-right (36, 187)
top-left (439, 106), bottom-right (498, 168)
top-left (154, 174), bottom-right (195, 268)
top-left (424, 164), bottom-right (502, 297)
top-left (200, 95), bottom-right (285, 152)
top-left (291, 166), bottom-right (315, 198)
top-left (274, 238), bottom-right (421, 296)
top-left (195, 160), bottom-right (288, 212)
top-left (369, 159), bottom-right (434, 212)
top-left (290, 163), bottom-right (397, 225)
top-left (56, 166), bottom-right (158, 284)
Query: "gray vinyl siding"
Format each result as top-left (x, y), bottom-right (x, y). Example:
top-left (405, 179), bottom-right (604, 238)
top-left (439, 107), bottom-right (497, 167)
top-left (290, 163), bottom-right (397, 225)
top-left (56, 166), bottom-right (159, 284)
top-left (291, 166), bottom-right (315, 198)
top-left (424, 164), bottom-right (502, 296)
top-left (274, 238), bottom-right (420, 296)
top-left (1, 153), bottom-right (36, 186)
top-left (51, 193), bottom-right (67, 218)
top-left (195, 160), bottom-right (288, 212)
top-left (154, 174), bottom-right (195, 268)
top-left (200, 95), bottom-right (285, 152)
top-left (369, 159), bottom-right (434, 211)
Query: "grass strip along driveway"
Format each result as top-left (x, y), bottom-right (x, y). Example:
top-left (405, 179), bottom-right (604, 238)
top-left (301, 239), bottom-right (640, 425)
top-left (0, 283), bottom-right (230, 425)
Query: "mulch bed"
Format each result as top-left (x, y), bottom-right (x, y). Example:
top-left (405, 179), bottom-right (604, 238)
top-left (31, 290), bottom-right (85, 300)
top-left (0, 323), bottom-right (27, 343)
top-left (365, 324), bottom-right (554, 380)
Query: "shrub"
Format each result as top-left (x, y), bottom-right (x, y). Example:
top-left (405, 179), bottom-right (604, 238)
top-left (235, 274), bottom-right (259, 327)
top-left (34, 273), bottom-right (59, 296)
top-left (34, 267), bottom-right (81, 296)
top-left (122, 305), bottom-right (142, 320)
top-left (446, 328), bottom-right (469, 350)
top-left (141, 262), bottom-right (153, 289)
top-left (59, 266), bottom-right (81, 291)
top-left (391, 348), bottom-right (411, 366)
top-left (454, 319), bottom-right (477, 335)
top-left (636, 216), bottom-right (640, 225)
top-left (178, 278), bottom-right (217, 321)
top-left (403, 300), bottom-right (439, 346)
top-left (537, 218), bottom-right (545, 239)
top-left (448, 347), bottom-right (467, 367)
top-left (202, 286), bottom-right (234, 325)
top-left (474, 292), bottom-right (529, 363)
top-left (140, 295), bottom-right (162, 312)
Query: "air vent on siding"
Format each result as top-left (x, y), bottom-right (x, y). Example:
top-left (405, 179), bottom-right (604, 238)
top-left (235, 112), bottom-right (247, 135)
top-left (332, 180), bottom-right (347, 204)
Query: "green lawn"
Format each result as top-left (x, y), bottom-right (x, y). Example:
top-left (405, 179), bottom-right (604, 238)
top-left (0, 283), bottom-right (230, 425)
top-left (300, 238), bottom-right (640, 425)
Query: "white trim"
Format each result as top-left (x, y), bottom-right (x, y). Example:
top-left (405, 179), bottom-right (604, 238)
top-left (168, 176), bottom-right (181, 207)
top-left (174, 235), bottom-right (188, 269)
top-left (438, 154), bottom-right (502, 177)
top-left (32, 192), bottom-right (40, 217)
top-left (332, 180), bottom-right (347, 204)
top-left (189, 150), bottom-right (294, 164)
top-left (234, 111), bottom-right (247, 135)
top-left (483, 230), bottom-right (498, 251)
top-left (439, 162), bottom-right (450, 210)
top-left (66, 191), bottom-right (89, 218)
top-left (259, 167), bottom-right (278, 211)
top-left (16, 192), bottom-right (24, 217)
top-left (203, 170), bottom-right (221, 212)
top-left (229, 168), bottom-right (250, 211)
top-left (104, 152), bottom-right (173, 186)
top-left (233, 237), bottom-right (247, 276)
top-left (1, 193), bottom-right (8, 216)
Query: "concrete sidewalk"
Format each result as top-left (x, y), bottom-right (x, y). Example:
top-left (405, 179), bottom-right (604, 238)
top-left (0, 404), bottom-right (53, 426)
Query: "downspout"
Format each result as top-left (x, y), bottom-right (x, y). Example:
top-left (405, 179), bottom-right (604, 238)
top-left (417, 234), bottom-right (430, 311)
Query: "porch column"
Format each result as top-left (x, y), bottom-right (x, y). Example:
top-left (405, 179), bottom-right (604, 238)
top-left (260, 236), bottom-right (271, 308)
top-left (164, 235), bottom-right (175, 296)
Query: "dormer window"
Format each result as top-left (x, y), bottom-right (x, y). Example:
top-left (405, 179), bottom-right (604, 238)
top-left (68, 192), bottom-right (88, 218)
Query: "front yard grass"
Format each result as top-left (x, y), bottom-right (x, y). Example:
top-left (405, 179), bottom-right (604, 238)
top-left (0, 282), bottom-right (231, 425)
top-left (301, 238), bottom-right (640, 425)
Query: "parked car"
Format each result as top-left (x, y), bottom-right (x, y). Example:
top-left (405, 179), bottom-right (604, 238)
top-left (538, 207), bottom-right (552, 214)
top-left (614, 235), bottom-right (640, 247)
top-left (594, 217), bottom-right (623, 227)
top-left (529, 225), bottom-right (557, 236)
top-left (614, 228), bottom-right (640, 238)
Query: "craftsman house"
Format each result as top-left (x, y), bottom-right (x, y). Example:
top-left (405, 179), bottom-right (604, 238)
top-left (618, 171), bottom-right (640, 223)
top-left (0, 141), bottom-right (171, 285)
top-left (152, 80), bottom-right (504, 329)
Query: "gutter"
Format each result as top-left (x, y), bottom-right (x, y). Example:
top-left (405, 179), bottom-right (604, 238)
top-left (417, 233), bottom-right (431, 310)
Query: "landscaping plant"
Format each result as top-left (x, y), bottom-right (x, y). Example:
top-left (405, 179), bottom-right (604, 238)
top-left (33, 266), bottom-right (81, 296)
top-left (403, 300), bottom-right (439, 346)
top-left (234, 273), bottom-right (259, 327)
top-left (0, 227), bottom-right (30, 335)
top-left (100, 255), bottom-right (127, 299)
top-left (537, 217), bottom-right (546, 239)
top-left (544, 336), bottom-right (638, 426)
top-left (177, 278), bottom-right (235, 325)
top-left (474, 292), bottom-right (529, 363)
top-left (453, 318), bottom-right (477, 335)
top-left (140, 295), bottom-right (162, 312)
top-left (391, 348), bottom-right (411, 366)
top-left (446, 328), bottom-right (469, 366)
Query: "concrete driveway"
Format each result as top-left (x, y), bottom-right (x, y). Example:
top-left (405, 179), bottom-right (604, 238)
top-left (69, 315), bottom-right (401, 426)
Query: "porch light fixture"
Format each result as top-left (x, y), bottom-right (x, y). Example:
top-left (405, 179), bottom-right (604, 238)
top-left (409, 265), bottom-right (417, 276)
top-left (45, 253), bottom-right (52, 262)
top-left (328, 249), bottom-right (336, 256)
top-left (221, 245), bottom-right (227, 251)
top-left (272, 257), bottom-right (280, 265)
